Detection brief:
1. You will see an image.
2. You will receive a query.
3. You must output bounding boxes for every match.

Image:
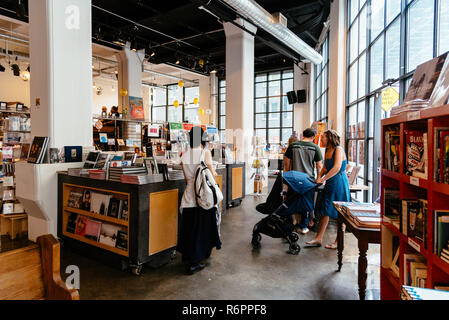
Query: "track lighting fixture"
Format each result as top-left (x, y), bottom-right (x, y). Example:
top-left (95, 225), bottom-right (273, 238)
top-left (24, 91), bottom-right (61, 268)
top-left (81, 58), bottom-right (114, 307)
top-left (11, 64), bottom-right (20, 77)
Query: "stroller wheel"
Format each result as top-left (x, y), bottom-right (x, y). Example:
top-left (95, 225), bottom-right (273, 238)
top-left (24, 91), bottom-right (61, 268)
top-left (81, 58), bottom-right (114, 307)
top-left (288, 243), bottom-right (301, 255)
top-left (251, 234), bottom-right (261, 249)
top-left (288, 232), bottom-right (299, 243)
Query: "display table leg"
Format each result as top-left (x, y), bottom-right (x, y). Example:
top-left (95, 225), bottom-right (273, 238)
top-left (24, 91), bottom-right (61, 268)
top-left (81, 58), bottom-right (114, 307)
top-left (358, 240), bottom-right (369, 300)
top-left (337, 215), bottom-right (344, 272)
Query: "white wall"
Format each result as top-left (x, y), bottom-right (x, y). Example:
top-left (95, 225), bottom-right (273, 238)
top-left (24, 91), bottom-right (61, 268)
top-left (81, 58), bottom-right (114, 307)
top-left (0, 66), bottom-right (31, 106)
top-left (92, 77), bottom-right (118, 115)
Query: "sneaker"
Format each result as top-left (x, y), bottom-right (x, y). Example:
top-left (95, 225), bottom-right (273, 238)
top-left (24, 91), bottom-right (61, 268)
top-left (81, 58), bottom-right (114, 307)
top-left (300, 228), bottom-right (309, 235)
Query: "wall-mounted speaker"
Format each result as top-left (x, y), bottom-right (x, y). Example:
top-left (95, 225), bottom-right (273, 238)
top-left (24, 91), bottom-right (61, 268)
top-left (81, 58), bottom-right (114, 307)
top-left (286, 91), bottom-right (297, 104)
top-left (297, 90), bottom-right (307, 103)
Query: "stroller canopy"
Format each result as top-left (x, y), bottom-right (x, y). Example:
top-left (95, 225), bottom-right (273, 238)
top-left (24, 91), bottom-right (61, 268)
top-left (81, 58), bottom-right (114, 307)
top-left (282, 171), bottom-right (316, 194)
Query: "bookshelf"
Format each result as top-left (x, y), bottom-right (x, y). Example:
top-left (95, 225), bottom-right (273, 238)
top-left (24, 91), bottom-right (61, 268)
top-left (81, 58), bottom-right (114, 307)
top-left (61, 183), bottom-right (130, 257)
top-left (381, 104), bottom-right (449, 299)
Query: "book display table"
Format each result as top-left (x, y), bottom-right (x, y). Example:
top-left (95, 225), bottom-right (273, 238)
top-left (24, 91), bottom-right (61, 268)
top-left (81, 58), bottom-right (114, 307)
top-left (226, 163), bottom-right (246, 208)
top-left (333, 202), bottom-right (381, 300)
top-left (57, 173), bottom-right (186, 275)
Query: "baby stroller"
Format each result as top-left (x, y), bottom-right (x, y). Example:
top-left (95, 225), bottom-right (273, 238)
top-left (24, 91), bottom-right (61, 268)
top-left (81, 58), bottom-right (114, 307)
top-left (251, 171), bottom-right (317, 255)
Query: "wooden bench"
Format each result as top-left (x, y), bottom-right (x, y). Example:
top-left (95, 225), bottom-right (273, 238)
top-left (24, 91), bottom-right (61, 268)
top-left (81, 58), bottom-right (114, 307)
top-left (0, 234), bottom-right (79, 300)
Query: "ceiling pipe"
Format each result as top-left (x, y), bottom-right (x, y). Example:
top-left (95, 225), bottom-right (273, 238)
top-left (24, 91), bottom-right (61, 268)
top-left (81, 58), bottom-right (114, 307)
top-left (143, 68), bottom-right (199, 85)
top-left (219, 0), bottom-right (323, 65)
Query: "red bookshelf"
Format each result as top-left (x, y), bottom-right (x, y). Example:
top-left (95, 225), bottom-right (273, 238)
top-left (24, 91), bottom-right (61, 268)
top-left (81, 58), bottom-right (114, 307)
top-left (381, 104), bottom-right (449, 299)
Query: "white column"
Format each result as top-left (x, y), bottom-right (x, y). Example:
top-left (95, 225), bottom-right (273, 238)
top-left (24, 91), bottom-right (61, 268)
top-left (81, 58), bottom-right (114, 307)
top-left (294, 63), bottom-right (313, 134)
top-left (29, 0), bottom-right (93, 147)
top-left (16, 0), bottom-right (94, 240)
top-left (116, 45), bottom-right (145, 114)
top-left (199, 76), bottom-right (211, 125)
top-left (327, 0), bottom-right (347, 140)
top-left (223, 19), bottom-right (257, 195)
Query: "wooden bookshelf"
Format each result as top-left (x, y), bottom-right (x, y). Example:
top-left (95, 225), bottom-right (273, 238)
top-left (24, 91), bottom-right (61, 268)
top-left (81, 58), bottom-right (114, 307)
top-left (61, 183), bottom-right (130, 257)
top-left (63, 207), bottom-right (128, 227)
top-left (381, 104), bottom-right (449, 300)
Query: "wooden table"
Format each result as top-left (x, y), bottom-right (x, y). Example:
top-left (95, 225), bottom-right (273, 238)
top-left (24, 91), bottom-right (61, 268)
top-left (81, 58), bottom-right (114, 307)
top-left (334, 203), bottom-right (381, 300)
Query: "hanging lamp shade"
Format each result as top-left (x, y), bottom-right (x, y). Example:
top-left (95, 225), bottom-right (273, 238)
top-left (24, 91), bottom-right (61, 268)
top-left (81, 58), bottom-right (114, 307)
top-left (174, 100), bottom-right (179, 108)
top-left (199, 108), bottom-right (205, 116)
top-left (193, 98), bottom-right (199, 105)
top-left (178, 80), bottom-right (184, 88)
top-left (120, 89), bottom-right (128, 97)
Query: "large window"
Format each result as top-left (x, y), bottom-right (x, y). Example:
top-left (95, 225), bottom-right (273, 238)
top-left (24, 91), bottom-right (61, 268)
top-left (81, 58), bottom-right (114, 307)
top-left (218, 80), bottom-right (226, 142)
top-left (346, 0), bottom-right (449, 202)
top-left (150, 85), bottom-right (199, 123)
top-left (314, 34), bottom-right (330, 122)
top-left (254, 70), bottom-right (294, 145)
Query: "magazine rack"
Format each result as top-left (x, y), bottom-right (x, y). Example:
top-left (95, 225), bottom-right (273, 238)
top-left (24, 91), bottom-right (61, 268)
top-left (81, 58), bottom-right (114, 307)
top-left (381, 104), bottom-right (449, 299)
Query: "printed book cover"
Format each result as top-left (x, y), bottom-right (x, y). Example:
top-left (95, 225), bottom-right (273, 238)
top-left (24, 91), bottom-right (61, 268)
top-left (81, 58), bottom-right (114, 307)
top-left (67, 191), bottom-right (83, 209)
top-left (116, 230), bottom-right (128, 250)
top-left (84, 219), bottom-right (102, 242)
top-left (405, 130), bottom-right (426, 177)
top-left (99, 223), bottom-right (121, 247)
top-left (75, 216), bottom-right (87, 236)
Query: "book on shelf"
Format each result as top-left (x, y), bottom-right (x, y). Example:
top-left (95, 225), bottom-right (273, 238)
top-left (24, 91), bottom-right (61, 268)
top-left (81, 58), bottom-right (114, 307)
top-left (80, 190), bottom-right (91, 212)
top-left (27, 136), bottom-right (49, 164)
top-left (383, 188), bottom-right (400, 227)
top-left (401, 200), bottom-right (418, 236)
top-left (64, 146), bottom-right (83, 163)
top-left (384, 130), bottom-right (400, 172)
top-left (94, 153), bottom-right (111, 170)
top-left (66, 212), bottom-right (78, 234)
top-left (84, 219), bottom-right (102, 242)
top-left (440, 131), bottom-right (449, 184)
top-left (434, 127), bottom-right (449, 182)
top-left (121, 200), bottom-right (128, 221)
top-left (75, 216), bottom-right (87, 236)
top-left (83, 151), bottom-right (100, 169)
top-left (90, 192), bottom-right (112, 216)
top-left (415, 200), bottom-right (427, 247)
top-left (391, 237), bottom-right (400, 277)
top-left (67, 190), bottom-right (83, 209)
top-left (435, 212), bottom-right (449, 256)
top-left (115, 230), bottom-right (128, 250)
top-left (99, 223), bottom-right (121, 247)
top-left (403, 253), bottom-right (426, 287)
top-left (107, 198), bottom-right (123, 219)
top-left (405, 130), bottom-right (427, 179)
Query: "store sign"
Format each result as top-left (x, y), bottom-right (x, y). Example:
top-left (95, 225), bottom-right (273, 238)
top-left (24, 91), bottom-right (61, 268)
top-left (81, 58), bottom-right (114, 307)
top-left (183, 123), bottom-right (194, 131)
top-left (381, 87), bottom-right (400, 112)
top-left (206, 126), bottom-right (218, 134)
top-left (169, 122), bottom-right (183, 130)
top-left (148, 125), bottom-right (160, 137)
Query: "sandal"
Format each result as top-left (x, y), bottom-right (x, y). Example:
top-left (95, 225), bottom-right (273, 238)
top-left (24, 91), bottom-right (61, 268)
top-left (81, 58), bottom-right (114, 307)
top-left (305, 240), bottom-right (322, 247)
top-left (325, 243), bottom-right (338, 250)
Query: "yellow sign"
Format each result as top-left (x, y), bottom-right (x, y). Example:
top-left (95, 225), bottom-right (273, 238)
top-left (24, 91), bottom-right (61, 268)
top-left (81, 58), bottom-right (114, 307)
top-left (382, 87), bottom-right (400, 112)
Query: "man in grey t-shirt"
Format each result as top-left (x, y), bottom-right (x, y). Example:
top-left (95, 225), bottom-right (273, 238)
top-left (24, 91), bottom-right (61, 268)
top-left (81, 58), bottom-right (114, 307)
top-left (284, 128), bottom-right (323, 234)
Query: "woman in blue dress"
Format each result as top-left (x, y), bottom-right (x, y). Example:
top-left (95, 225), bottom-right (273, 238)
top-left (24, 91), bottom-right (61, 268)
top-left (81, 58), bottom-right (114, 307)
top-left (306, 130), bottom-right (350, 249)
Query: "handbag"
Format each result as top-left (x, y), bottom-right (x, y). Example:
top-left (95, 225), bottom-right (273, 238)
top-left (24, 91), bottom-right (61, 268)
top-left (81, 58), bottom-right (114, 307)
top-left (194, 149), bottom-right (224, 210)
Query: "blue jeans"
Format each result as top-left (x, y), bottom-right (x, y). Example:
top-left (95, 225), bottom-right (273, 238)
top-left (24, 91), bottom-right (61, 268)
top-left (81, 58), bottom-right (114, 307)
top-left (298, 212), bottom-right (309, 229)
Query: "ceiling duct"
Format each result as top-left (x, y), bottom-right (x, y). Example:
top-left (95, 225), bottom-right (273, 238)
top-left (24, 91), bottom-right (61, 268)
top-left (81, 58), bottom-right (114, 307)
top-left (220, 0), bottom-right (323, 65)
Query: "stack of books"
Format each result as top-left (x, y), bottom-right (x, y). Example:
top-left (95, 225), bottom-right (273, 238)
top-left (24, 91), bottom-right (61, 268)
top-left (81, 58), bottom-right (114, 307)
top-left (88, 170), bottom-right (106, 180)
top-left (333, 202), bottom-right (381, 229)
top-left (401, 286), bottom-right (449, 300)
top-left (108, 166), bottom-right (147, 182)
top-left (120, 174), bottom-right (164, 185)
top-left (401, 199), bottom-right (427, 247)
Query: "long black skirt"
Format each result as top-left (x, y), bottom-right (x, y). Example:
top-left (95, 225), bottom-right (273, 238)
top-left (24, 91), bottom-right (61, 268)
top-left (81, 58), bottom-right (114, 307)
top-left (177, 206), bottom-right (222, 264)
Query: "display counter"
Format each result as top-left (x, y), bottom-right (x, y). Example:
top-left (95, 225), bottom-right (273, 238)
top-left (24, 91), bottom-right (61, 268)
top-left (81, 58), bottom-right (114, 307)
top-left (57, 172), bottom-right (186, 275)
top-left (226, 163), bottom-right (246, 208)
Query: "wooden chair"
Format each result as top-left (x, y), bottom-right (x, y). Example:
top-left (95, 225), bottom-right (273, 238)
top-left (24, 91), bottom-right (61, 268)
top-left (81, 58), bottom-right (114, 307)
top-left (0, 234), bottom-right (79, 300)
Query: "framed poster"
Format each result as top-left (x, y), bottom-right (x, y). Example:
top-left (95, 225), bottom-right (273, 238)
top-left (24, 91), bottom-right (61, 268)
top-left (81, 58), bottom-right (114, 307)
top-left (129, 96), bottom-right (145, 120)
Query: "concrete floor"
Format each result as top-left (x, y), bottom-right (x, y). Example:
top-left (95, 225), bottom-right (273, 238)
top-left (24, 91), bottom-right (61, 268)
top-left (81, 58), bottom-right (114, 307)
top-left (60, 188), bottom-right (380, 300)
